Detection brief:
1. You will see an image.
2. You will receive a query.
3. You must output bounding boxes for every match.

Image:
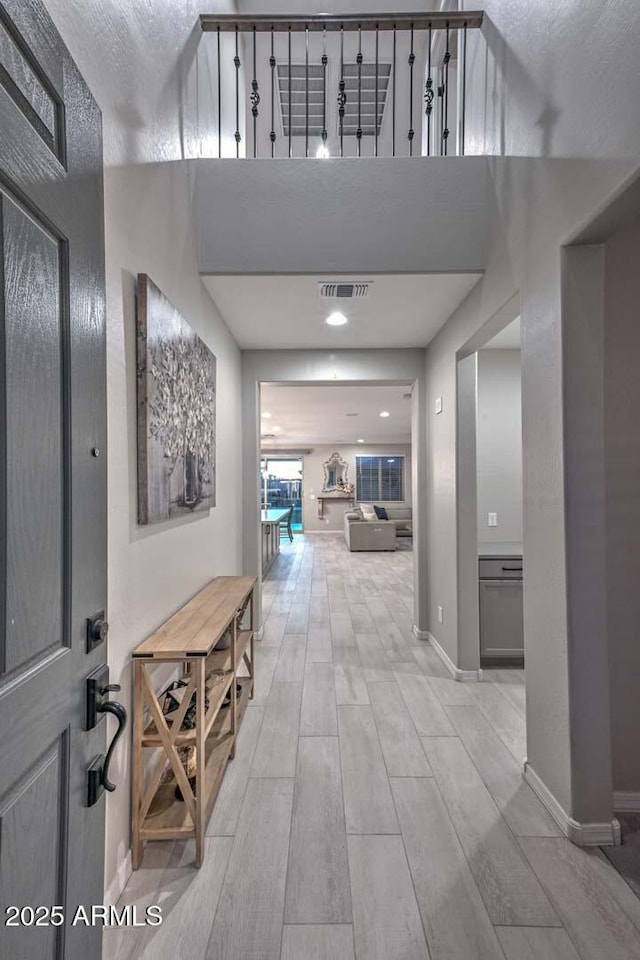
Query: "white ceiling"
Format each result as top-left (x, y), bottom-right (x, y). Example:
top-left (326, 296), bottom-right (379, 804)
top-left (260, 383), bottom-right (412, 446)
top-left (203, 273), bottom-right (481, 349)
top-left (484, 317), bottom-right (521, 349)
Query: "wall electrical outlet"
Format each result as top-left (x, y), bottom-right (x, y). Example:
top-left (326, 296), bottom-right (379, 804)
top-left (488, 512), bottom-right (498, 527)
top-left (437, 605), bottom-right (444, 624)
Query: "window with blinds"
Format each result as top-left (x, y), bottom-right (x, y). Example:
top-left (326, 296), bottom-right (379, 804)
top-left (356, 455), bottom-right (404, 502)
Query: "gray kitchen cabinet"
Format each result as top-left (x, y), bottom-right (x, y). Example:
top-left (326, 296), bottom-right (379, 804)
top-left (479, 556), bottom-right (524, 666)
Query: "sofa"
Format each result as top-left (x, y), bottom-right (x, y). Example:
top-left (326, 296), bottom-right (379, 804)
top-left (383, 506), bottom-right (413, 538)
top-left (343, 505), bottom-right (413, 551)
top-left (343, 511), bottom-right (397, 551)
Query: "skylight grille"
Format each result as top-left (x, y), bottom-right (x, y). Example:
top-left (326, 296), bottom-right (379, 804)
top-left (341, 62), bottom-right (391, 137)
top-left (277, 62), bottom-right (391, 138)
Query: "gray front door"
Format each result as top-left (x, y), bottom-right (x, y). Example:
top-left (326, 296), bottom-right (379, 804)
top-left (0, 2), bottom-right (107, 959)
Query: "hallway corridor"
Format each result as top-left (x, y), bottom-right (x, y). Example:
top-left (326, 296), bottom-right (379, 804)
top-left (108, 536), bottom-right (640, 960)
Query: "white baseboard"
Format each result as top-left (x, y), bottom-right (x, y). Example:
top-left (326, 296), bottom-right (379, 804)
top-left (524, 762), bottom-right (621, 846)
top-left (412, 624), bottom-right (429, 640)
top-left (105, 851), bottom-right (132, 907)
top-left (613, 791), bottom-right (640, 813)
top-left (303, 529), bottom-right (342, 534)
top-left (427, 632), bottom-right (482, 682)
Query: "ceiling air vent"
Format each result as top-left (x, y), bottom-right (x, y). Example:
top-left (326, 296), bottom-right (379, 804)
top-left (319, 282), bottom-right (371, 299)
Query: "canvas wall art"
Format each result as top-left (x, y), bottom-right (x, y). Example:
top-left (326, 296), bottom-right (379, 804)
top-left (136, 275), bottom-right (216, 525)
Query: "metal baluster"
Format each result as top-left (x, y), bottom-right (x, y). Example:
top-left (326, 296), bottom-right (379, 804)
top-left (234, 25), bottom-right (241, 158)
top-left (321, 26), bottom-right (328, 154)
top-left (408, 23), bottom-right (415, 156)
top-left (217, 25), bottom-right (221, 157)
top-left (392, 24), bottom-right (396, 157)
top-left (443, 21), bottom-right (450, 155)
top-left (438, 59), bottom-right (445, 155)
top-left (461, 21), bottom-right (467, 156)
top-left (375, 23), bottom-right (379, 157)
top-left (305, 25), bottom-right (309, 158)
top-left (288, 25), bottom-right (292, 158)
top-left (424, 23), bottom-right (433, 156)
top-left (270, 27), bottom-right (276, 158)
top-left (338, 25), bottom-right (345, 157)
top-left (356, 25), bottom-right (363, 157)
top-left (251, 26), bottom-right (260, 159)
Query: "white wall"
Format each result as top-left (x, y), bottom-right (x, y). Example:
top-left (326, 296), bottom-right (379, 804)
top-left (299, 444), bottom-right (412, 532)
top-left (425, 0), bottom-right (640, 824)
top-left (476, 350), bottom-right (522, 546)
top-left (196, 158), bottom-right (489, 274)
top-left (44, 0), bottom-right (243, 903)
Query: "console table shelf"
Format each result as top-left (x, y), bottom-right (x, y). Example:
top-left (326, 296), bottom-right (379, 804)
top-left (131, 576), bottom-right (256, 868)
top-left (316, 494), bottom-right (355, 518)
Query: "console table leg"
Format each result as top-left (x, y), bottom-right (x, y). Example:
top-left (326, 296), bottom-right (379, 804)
top-left (195, 657), bottom-right (206, 867)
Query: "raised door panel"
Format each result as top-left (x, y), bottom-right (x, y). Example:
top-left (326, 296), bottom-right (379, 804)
top-left (2, 193), bottom-right (66, 675)
top-left (0, 735), bottom-right (67, 960)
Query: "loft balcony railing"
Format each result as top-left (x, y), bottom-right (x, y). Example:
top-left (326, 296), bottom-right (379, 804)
top-left (198, 11), bottom-right (484, 159)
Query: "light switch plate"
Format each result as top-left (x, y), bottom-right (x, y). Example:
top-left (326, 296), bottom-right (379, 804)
top-left (488, 512), bottom-right (498, 527)
top-left (437, 605), bottom-right (444, 623)
top-left (435, 397), bottom-right (443, 415)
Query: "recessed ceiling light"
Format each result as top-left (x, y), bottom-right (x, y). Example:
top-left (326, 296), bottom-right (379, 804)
top-left (261, 411), bottom-right (272, 418)
top-left (379, 411), bottom-right (390, 418)
top-left (326, 311), bottom-right (348, 326)
top-left (316, 143), bottom-right (330, 159)
top-left (357, 438), bottom-right (365, 443)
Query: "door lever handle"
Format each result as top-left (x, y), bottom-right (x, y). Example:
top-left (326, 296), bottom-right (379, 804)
top-left (97, 700), bottom-right (127, 792)
top-left (85, 664), bottom-right (128, 805)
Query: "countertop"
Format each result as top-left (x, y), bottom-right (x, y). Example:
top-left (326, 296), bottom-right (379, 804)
top-left (261, 508), bottom-right (290, 523)
top-left (478, 542), bottom-right (523, 559)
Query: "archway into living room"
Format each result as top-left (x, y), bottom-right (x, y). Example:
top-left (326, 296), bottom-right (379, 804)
top-left (240, 349), bottom-right (429, 642)
top-left (258, 382), bottom-right (416, 646)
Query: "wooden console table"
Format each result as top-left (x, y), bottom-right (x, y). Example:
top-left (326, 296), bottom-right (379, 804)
top-left (131, 575), bottom-right (256, 868)
top-left (316, 494), bottom-right (355, 518)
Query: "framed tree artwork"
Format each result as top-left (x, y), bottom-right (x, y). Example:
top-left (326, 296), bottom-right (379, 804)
top-left (136, 275), bottom-right (217, 524)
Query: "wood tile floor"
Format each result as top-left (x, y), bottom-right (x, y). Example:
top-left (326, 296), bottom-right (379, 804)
top-left (106, 535), bottom-right (640, 960)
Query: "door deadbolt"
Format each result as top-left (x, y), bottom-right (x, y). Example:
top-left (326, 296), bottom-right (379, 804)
top-left (86, 611), bottom-right (108, 653)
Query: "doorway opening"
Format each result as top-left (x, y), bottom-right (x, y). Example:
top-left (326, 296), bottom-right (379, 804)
top-left (456, 295), bottom-right (522, 682)
top-left (476, 321), bottom-right (523, 670)
top-left (250, 372), bottom-right (425, 633)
